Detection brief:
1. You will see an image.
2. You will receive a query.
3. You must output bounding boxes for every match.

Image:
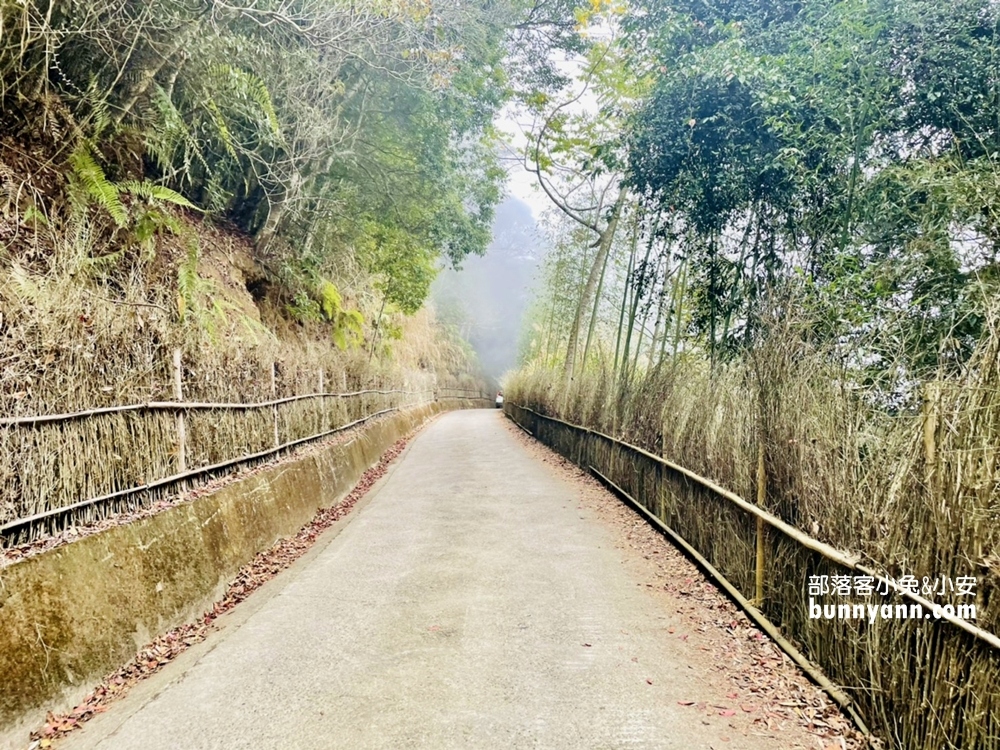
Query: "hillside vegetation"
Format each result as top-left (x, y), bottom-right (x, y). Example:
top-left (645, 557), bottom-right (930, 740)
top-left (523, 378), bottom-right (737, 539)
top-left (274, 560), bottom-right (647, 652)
top-left (0, 0), bottom-right (580, 412)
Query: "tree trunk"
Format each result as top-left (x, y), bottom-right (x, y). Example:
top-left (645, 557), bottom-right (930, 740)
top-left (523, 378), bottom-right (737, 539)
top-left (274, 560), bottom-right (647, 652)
top-left (115, 25), bottom-right (198, 125)
top-left (621, 218), bottom-right (651, 381)
top-left (562, 190), bottom-right (626, 387)
top-left (580, 232), bottom-right (613, 374)
top-left (648, 256), bottom-right (669, 365)
top-left (613, 220), bottom-right (638, 376)
top-left (670, 258), bottom-right (688, 369)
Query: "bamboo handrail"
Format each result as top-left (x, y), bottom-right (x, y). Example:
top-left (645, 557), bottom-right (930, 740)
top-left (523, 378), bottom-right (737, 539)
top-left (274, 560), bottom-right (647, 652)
top-left (588, 464), bottom-right (871, 737)
top-left (0, 389), bottom-right (436, 427)
top-left (0, 406), bottom-right (405, 537)
top-left (508, 403), bottom-right (1000, 652)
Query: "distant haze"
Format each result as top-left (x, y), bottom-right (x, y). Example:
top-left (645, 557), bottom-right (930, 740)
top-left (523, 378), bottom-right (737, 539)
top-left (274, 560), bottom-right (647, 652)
top-left (433, 197), bottom-right (545, 383)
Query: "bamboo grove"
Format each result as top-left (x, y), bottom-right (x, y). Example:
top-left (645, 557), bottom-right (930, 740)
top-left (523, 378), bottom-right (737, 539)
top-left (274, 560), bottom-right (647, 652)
top-left (522, 0), bottom-right (1000, 386)
top-left (511, 1), bottom-right (1000, 748)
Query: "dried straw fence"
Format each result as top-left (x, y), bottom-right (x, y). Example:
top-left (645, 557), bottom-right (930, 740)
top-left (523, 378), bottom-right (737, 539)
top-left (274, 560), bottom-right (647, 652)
top-left (0, 349), bottom-right (487, 546)
top-left (507, 402), bottom-right (1000, 750)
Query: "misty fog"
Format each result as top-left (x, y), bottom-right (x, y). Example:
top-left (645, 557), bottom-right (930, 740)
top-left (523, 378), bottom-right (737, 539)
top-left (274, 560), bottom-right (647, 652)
top-left (432, 198), bottom-right (546, 384)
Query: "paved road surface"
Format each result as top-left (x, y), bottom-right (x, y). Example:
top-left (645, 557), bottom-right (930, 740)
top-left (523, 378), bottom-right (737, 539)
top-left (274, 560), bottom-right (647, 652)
top-left (62, 410), bottom-right (795, 750)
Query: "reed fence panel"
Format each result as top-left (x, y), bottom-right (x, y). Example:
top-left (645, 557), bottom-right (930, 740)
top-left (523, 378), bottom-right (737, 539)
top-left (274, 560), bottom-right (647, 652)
top-left (0, 351), bottom-right (489, 547)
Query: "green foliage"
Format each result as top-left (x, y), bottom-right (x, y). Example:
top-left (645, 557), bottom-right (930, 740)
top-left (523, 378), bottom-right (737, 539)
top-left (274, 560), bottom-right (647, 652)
top-left (318, 281), bottom-right (364, 351)
top-left (132, 207), bottom-right (181, 258)
top-left (361, 221), bottom-right (439, 316)
top-left (68, 145), bottom-right (128, 228)
top-left (287, 279), bottom-right (365, 351)
top-left (119, 181), bottom-right (195, 210)
top-left (619, 0), bottom-right (1000, 382)
top-left (1, 0), bottom-right (556, 321)
top-left (21, 204), bottom-right (48, 227)
top-left (175, 240), bottom-right (226, 340)
top-left (207, 65), bottom-right (281, 138)
top-left (68, 144), bottom-right (194, 258)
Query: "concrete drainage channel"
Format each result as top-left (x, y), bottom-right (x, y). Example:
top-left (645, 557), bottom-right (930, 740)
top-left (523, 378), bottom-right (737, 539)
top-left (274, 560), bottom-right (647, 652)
top-left (0, 399), bottom-right (487, 749)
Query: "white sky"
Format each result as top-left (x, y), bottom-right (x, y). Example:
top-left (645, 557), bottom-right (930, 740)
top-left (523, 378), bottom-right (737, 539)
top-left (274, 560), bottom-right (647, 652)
top-left (494, 45), bottom-right (604, 222)
top-left (495, 103), bottom-right (549, 220)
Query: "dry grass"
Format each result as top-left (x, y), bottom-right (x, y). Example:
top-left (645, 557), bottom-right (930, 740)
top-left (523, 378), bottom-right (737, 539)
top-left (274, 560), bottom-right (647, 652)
top-left (507, 311), bottom-right (1000, 750)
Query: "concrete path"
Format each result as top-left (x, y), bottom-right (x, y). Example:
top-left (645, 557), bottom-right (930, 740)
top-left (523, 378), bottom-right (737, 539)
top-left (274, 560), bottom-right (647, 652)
top-left (62, 410), bottom-right (796, 750)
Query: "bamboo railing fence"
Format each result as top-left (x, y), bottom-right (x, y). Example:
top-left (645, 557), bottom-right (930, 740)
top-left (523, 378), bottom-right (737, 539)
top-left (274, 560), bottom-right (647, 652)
top-left (507, 402), bottom-right (1000, 750)
top-left (0, 348), bottom-right (488, 546)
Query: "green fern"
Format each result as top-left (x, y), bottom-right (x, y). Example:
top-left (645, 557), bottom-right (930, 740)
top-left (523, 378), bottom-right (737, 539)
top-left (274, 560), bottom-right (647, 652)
top-left (21, 203), bottom-right (49, 227)
top-left (206, 98), bottom-right (238, 159)
top-left (86, 79), bottom-right (113, 138)
top-left (69, 145), bottom-right (128, 227)
top-left (175, 241), bottom-right (230, 340)
top-left (119, 181), bottom-right (196, 209)
top-left (79, 248), bottom-right (125, 273)
top-left (209, 65), bottom-right (282, 137)
top-left (133, 207), bottom-right (182, 260)
top-left (146, 86), bottom-right (195, 178)
top-left (68, 136), bottom-right (201, 262)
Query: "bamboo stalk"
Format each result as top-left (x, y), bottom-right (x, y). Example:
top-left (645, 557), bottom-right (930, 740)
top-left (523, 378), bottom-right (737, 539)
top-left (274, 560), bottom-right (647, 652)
top-left (0, 407), bottom-right (403, 538)
top-left (319, 369), bottom-right (326, 432)
top-left (756, 439), bottom-right (766, 607)
top-left (0, 390), bottom-right (435, 427)
top-left (270, 362), bottom-right (280, 449)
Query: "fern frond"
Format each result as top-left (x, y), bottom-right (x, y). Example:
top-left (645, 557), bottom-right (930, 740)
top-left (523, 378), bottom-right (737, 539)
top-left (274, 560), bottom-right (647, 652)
top-left (120, 180), bottom-right (197, 209)
top-left (87, 78), bottom-right (113, 138)
top-left (146, 87), bottom-right (192, 176)
top-left (21, 204), bottom-right (49, 227)
top-left (209, 65), bottom-right (282, 137)
top-left (79, 249), bottom-right (124, 274)
top-left (205, 98), bottom-right (238, 159)
top-left (68, 145), bottom-right (128, 227)
top-left (8, 262), bottom-right (39, 302)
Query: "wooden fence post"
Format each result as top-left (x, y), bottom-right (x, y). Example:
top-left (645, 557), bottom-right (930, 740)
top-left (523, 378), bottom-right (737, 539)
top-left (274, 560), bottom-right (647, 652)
top-left (270, 362), bottom-right (280, 449)
top-left (755, 439), bottom-right (766, 607)
top-left (173, 348), bottom-right (186, 473)
top-left (318, 368), bottom-right (325, 432)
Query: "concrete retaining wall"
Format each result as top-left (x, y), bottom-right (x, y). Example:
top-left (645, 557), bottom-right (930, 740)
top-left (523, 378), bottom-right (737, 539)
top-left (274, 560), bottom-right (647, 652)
top-left (0, 401), bottom-right (483, 744)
